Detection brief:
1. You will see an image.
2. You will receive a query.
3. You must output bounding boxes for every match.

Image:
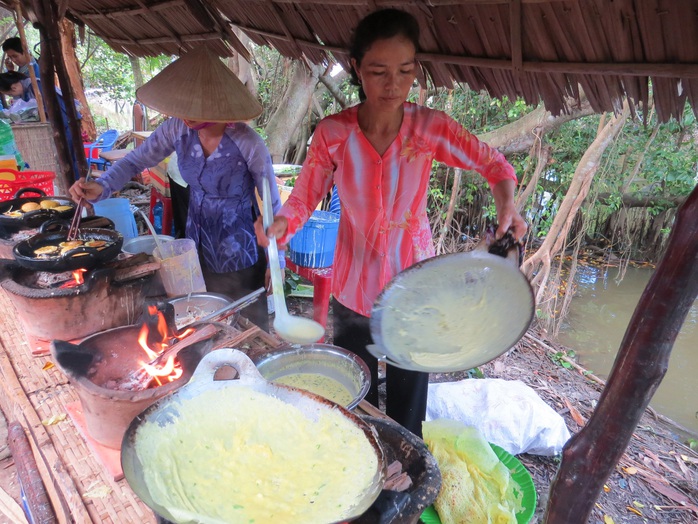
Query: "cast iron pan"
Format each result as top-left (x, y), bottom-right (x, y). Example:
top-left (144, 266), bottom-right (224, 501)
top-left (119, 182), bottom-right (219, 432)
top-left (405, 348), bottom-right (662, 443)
top-left (39, 215), bottom-right (116, 233)
top-left (12, 222), bottom-right (123, 272)
top-left (0, 187), bottom-right (76, 231)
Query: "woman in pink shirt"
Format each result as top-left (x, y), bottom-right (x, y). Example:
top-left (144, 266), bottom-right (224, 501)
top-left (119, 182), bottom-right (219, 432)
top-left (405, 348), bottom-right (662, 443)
top-left (257, 9), bottom-right (527, 436)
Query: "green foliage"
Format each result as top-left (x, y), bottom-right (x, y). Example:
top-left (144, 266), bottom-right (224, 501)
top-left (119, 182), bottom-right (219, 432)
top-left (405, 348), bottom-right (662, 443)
top-left (76, 37), bottom-right (135, 101)
top-left (550, 350), bottom-right (576, 369)
top-left (283, 269), bottom-right (302, 296)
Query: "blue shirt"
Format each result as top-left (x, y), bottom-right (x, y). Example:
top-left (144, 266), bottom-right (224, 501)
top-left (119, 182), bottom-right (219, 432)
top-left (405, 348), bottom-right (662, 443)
top-left (94, 118), bottom-right (283, 273)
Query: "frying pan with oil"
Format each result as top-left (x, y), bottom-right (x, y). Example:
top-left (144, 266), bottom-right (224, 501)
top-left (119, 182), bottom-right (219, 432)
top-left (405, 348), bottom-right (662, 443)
top-left (0, 187), bottom-right (76, 231)
top-left (12, 226), bottom-right (123, 272)
top-left (368, 232), bottom-right (535, 373)
top-left (121, 349), bottom-right (387, 524)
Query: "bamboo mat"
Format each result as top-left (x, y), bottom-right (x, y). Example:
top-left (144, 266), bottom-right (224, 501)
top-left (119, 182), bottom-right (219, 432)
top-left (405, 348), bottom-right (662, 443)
top-left (0, 288), bottom-right (284, 523)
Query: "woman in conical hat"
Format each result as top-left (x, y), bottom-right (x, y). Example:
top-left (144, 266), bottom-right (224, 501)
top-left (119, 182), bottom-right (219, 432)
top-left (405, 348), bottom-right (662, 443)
top-left (70, 46), bottom-right (281, 329)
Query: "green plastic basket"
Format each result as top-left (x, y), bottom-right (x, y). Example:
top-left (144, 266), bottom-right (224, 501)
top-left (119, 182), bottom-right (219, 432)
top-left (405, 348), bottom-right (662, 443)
top-left (420, 444), bottom-right (537, 524)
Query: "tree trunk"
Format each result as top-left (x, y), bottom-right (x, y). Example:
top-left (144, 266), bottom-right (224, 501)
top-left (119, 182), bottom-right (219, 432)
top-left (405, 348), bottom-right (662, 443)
top-left (59, 19), bottom-right (96, 142)
top-left (129, 55), bottom-right (144, 89)
top-left (264, 61), bottom-right (323, 163)
top-left (545, 184), bottom-right (698, 523)
top-left (522, 104), bottom-right (630, 302)
top-left (480, 97), bottom-right (595, 156)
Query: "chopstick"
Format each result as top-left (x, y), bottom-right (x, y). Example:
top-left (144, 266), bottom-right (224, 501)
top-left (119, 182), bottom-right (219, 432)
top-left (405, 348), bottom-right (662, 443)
top-left (67, 174), bottom-right (92, 241)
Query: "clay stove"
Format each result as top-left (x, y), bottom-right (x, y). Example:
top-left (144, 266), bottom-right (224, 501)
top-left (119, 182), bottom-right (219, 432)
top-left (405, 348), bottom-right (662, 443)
top-left (0, 254), bottom-right (158, 342)
top-left (51, 304), bottom-right (244, 450)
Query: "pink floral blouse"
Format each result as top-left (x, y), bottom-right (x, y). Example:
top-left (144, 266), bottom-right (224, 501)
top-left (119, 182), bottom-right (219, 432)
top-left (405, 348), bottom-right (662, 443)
top-left (280, 102), bottom-right (517, 317)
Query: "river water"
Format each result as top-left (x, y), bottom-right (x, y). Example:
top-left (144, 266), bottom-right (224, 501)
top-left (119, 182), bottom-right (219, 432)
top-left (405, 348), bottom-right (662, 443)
top-left (557, 265), bottom-right (697, 436)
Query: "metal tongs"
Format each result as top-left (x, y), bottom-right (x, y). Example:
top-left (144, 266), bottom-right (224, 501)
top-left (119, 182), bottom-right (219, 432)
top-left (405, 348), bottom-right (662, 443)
top-left (67, 173), bottom-right (92, 241)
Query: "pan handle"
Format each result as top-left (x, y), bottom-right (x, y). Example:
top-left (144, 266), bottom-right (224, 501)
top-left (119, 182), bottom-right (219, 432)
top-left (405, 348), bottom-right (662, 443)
top-left (13, 187), bottom-right (46, 199)
top-left (188, 348), bottom-right (265, 385)
top-left (474, 226), bottom-right (524, 267)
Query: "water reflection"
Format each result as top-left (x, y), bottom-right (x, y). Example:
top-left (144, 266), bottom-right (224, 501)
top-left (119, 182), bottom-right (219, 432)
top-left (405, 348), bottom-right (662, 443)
top-left (558, 266), bottom-right (697, 436)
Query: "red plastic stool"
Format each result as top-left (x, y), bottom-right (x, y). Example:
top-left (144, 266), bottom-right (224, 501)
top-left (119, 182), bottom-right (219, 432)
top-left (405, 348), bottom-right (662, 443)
top-left (149, 188), bottom-right (173, 236)
top-left (285, 257), bottom-right (333, 340)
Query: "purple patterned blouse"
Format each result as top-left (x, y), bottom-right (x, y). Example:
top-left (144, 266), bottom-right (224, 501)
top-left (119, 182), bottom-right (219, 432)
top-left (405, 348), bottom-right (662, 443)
top-left (93, 118), bottom-right (282, 273)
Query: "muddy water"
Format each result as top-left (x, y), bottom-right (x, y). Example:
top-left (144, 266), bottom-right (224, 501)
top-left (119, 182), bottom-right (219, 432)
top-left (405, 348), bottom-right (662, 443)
top-left (557, 266), bottom-right (698, 435)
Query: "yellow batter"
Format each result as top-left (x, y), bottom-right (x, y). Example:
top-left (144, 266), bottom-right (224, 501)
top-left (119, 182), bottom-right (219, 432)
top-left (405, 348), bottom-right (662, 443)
top-left (135, 386), bottom-right (379, 524)
top-left (274, 373), bottom-right (354, 406)
top-left (379, 256), bottom-right (530, 371)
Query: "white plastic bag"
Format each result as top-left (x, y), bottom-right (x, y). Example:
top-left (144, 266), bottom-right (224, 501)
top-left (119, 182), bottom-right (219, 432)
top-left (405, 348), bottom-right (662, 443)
top-left (426, 378), bottom-right (570, 456)
top-left (9, 98), bottom-right (38, 114)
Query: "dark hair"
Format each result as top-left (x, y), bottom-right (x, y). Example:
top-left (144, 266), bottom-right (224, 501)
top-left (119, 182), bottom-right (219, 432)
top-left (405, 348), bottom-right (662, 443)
top-left (0, 71), bottom-right (26, 92)
top-left (2, 37), bottom-right (24, 54)
top-left (349, 9), bottom-right (420, 101)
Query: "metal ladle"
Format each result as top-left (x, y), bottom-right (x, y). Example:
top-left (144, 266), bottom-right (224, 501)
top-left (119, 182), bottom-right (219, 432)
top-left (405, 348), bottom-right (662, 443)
top-left (262, 179), bottom-right (324, 344)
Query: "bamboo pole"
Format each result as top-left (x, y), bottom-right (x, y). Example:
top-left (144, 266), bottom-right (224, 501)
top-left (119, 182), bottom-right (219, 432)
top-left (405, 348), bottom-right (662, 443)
top-left (12, 1), bottom-right (46, 123)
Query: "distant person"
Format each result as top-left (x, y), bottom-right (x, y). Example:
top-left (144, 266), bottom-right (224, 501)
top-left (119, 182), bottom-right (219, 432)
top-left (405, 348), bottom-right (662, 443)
top-left (0, 71), bottom-right (35, 102)
top-left (0, 71), bottom-right (82, 177)
top-left (2, 38), bottom-right (40, 79)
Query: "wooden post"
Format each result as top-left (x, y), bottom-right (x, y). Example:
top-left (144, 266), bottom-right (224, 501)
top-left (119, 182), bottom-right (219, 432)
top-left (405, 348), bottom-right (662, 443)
top-left (544, 184), bottom-right (698, 522)
top-left (30, 0), bottom-right (89, 187)
top-left (11, 2), bottom-right (45, 123)
top-left (31, 23), bottom-right (73, 190)
top-left (7, 422), bottom-right (56, 524)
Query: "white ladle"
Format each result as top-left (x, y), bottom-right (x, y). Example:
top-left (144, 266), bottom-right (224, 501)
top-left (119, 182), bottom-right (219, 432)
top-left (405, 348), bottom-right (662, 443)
top-left (262, 178), bottom-right (324, 344)
top-left (138, 209), bottom-right (166, 256)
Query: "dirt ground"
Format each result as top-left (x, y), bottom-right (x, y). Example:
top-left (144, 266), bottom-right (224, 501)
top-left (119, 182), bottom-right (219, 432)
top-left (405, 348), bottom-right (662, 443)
top-left (0, 294), bottom-right (695, 523)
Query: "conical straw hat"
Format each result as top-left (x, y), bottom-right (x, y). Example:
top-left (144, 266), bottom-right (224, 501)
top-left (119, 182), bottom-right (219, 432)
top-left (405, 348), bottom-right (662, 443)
top-left (136, 46), bottom-right (262, 122)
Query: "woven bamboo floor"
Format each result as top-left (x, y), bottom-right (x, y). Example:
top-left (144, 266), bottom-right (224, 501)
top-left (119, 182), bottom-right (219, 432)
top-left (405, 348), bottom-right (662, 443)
top-left (0, 287), bottom-right (285, 523)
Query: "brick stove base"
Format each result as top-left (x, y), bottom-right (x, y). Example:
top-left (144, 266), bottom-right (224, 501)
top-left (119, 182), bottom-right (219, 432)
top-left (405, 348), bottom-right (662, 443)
top-left (66, 401), bottom-right (124, 481)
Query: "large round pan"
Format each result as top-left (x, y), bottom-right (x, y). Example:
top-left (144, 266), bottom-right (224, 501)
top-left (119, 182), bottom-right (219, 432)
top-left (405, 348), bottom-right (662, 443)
top-left (0, 187), bottom-right (76, 231)
top-left (122, 349), bottom-right (387, 524)
top-left (368, 233), bottom-right (535, 373)
top-left (12, 226), bottom-right (123, 272)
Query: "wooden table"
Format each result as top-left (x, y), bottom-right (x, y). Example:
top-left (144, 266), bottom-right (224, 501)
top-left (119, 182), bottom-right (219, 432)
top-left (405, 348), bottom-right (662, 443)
top-left (131, 131), bottom-right (153, 140)
top-left (98, 149), bottom-right (130, 164)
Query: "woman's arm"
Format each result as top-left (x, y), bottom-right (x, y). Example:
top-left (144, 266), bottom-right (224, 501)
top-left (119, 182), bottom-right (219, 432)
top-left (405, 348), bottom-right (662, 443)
top-left (274, 122), bottom-right (336, 243)
top-left (432, 111), bottom-right (527, 239)
top-left (71, 120), bottom-right (178, 204)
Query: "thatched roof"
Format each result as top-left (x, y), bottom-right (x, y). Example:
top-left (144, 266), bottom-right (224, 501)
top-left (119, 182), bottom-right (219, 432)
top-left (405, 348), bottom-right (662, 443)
top-left (16, 0), bottom-right (698, 122)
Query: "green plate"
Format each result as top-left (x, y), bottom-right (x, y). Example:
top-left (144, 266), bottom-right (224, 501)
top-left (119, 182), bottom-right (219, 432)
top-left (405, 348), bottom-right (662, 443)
top-left (420, 444), bottom-right (537, 524)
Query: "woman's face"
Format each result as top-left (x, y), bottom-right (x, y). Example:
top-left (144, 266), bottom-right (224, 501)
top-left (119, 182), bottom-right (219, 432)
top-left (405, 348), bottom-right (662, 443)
top-left (7, 82), bottom-right (24, 97)
top-left (352, 36), bottom-right (417, 110)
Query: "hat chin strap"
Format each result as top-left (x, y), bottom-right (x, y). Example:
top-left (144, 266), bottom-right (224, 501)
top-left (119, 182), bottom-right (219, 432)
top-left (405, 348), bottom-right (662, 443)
top-left (187, 121), bottom-right (217, 131)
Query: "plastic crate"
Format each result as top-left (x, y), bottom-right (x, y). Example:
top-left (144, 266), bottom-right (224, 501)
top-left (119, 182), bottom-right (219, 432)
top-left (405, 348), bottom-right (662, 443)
top-left (0, 168), bottom-right (55, 201)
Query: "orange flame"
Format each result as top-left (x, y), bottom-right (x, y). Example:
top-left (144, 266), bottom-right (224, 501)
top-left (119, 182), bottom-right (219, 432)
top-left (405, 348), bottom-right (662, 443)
top-left (136, 309), bottom-right (184, 386)
top-left (59, 269), bottom-right (87, 289)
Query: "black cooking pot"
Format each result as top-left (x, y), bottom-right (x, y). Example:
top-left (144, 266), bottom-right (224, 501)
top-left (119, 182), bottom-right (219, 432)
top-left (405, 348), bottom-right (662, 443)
top-left (12, 224), bottom-right (123, 272)
top-left (0, 187), bottom-right (76, 231)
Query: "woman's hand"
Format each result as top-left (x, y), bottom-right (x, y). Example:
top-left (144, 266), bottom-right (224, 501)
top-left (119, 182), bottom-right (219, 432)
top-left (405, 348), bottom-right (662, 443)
top-left (496, 202), bottom-right (527, 241)
top-left (254, 215), bottom-right (289, 248)
top-left (69, 178), bottom-right (104, 204)
top-left (492, 179), bottom-right (527, 241)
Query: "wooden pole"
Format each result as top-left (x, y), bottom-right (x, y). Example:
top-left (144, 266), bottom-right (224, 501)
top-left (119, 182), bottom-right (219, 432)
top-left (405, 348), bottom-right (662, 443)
top-left (31, 22), bottom-right (72, 191)
top-left (7, 422), bottom-right (56, 524)
top-left (30, 0), bottom-right (89, 186)
top-left (12, 1), bottom-right (45, 123)
top-left (544, 184), bottom-right (698, 522)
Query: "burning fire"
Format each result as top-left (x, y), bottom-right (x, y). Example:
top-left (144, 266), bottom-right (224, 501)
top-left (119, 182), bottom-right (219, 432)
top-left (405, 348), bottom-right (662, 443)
top-left (136, 306), bottom-right (194, 386)
top-left (59, 269), bottom-right (87, 289)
